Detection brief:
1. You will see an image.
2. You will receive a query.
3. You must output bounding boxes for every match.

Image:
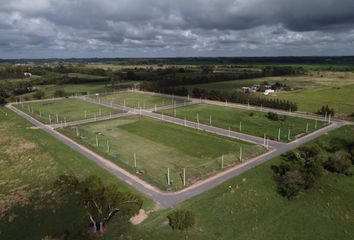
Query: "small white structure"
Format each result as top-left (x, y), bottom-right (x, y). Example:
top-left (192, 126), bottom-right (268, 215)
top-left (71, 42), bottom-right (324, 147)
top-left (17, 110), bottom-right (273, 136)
top-left (24, 72), bottom-right (32, 77)
top-left (263, 89), bottom-right (275, 95)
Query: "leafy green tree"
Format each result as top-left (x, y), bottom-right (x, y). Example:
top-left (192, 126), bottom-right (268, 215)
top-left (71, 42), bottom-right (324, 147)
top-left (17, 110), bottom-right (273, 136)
top-left (272, 144), bottom-right (324, 198)
top-left (277, 170), bottom-right (305, 199)
top-left (316, 105), bottom-right (335, 116)
top-left (55, 175), bottom-right (142, 233)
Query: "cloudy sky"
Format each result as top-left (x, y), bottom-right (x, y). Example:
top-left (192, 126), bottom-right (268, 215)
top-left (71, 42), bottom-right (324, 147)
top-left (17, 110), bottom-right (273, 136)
top-left (1, 0), bottom-right (354, 58)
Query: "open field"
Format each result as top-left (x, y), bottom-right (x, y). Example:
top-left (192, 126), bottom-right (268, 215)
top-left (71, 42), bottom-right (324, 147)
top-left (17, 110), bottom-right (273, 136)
top-left (103, 125), bottom-right (354, 240)
top-left (17, 98), bottom-right (120, 124)
top-left (60, 116), bottom-right (266, 190)
top-left (0, 107), bottom-right (152, 240)
top-left (184, 71), bottom-right (354, 116)
top-left (159, 104), bottom-right (327, 142)
top-left (185, 71), bottom-right (354, 92)
top-left (18, 81), bottom-right (138, 100)
top-left (272, 84), bottom-right (354, 116)
top-left (99, 92), bottom-right (185, 109)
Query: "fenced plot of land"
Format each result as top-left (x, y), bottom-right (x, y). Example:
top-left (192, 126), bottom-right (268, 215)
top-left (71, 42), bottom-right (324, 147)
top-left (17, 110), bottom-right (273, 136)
top-left (98, 92), bottom-right (185, 109)
top-left (158, 104), bottom-right (327, 142)
top-left (60, 116), bottom-right (266, 191)
top-left (16, 98), bottom-right (120, 124)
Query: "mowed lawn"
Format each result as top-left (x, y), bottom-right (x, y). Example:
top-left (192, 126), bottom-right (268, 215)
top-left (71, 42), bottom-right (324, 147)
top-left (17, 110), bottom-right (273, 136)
top-left (272, 84), bottom-right (354, 116)
top-left (104, 125), bottom-right (354, 240)
top-left (0, 107), bottom-right (152, 240)
top-left (99, 92), bottom-right (185, 109)
top-left (17, 98), bottom-right (120, 124)
top-left (60, 116), bottom-right (266, 191)
top-left (159, 104), bottom-right (327, 142)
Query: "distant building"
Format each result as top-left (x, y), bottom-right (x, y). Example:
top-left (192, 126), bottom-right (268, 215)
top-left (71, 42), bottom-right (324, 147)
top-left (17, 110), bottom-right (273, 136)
top-left (263, 89), bottom-right (275, 95)
top-left (24, 72), bottom-right (32, 77)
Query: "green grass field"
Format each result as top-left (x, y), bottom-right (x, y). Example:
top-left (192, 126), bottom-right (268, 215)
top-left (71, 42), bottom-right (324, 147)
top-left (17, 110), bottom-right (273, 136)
top-left (0, 107), bottom-right (153, 240)
top-left (184, 72), bottom-right (354, 116)
top-left (99, 92), bottom-right (185, 109)
top-left (272, 84), bottom-right (354, 116)
top-left (17, 98), bottom-right (120, 124)
top-left (159, 104), bottom-right (327, 142)
top-left (103, 125), bottom-right (354, 240)
top-left (60, 116), bottom-right (266, 190)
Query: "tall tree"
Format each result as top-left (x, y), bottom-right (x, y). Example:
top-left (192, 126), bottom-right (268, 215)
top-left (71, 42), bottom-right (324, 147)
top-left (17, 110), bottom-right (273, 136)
top-left (55, 175), bottom-right (142, 233)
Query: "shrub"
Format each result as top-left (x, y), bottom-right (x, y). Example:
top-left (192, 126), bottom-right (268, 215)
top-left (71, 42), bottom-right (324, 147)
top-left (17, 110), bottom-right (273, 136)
top-left (324, 152), bottom-right (352, 176)
top-left (267, 112), bottom-right (279, 121)
top-left (167, 210), bottom-right (196, 231)
top-left (267, 112), bottom-right (286, 121)
top-left (33, 90), bottom-right (45, 99)
top-left (277, 170), bottom-right (305, 199)
top-left (54, 89), bottom-right (66, 97)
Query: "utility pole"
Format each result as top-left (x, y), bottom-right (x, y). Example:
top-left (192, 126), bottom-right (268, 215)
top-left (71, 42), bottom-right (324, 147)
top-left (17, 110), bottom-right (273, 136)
top-left (239, 121), bottom-right (242, 132)
top-left (240, 146), bottom-right (243, 162)
top-left (306, 123), bottom-right (309, 133)
top-left (210, 115), bottom-right (212, 125)
top-left (278, 128), bottom-right (281, 141)
top-left (288, 129), bottom-right (291, 141)
top-left (134, 152), bottom-right (137, 168)
top-left (315, 119), bottom-right (318, 129)
top-left (106, 140), bottom-right (110, 153)
top-left (56, 114), bottom-right (59, 123)
top-left (49, 114), bottom-right (51, 124)
top-left (221, 155), bottom-right (224, 169)
top-left (264, 133), bottom-right (266, 147)
top-left (184, 117), bottom-right (187, 126)
top-left (167, 168), bottom-right (170, 185)
top-left (76, 127), bottom-right (79, 137)
top-left (96, 135), bottom-right (99, 147)
top-left (183, 168), bottom-right (186, 186)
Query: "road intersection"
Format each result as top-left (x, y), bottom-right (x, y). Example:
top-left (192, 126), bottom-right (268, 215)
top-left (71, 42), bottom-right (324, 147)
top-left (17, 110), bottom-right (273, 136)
top-left (7, 91), bottom-right (348, 208)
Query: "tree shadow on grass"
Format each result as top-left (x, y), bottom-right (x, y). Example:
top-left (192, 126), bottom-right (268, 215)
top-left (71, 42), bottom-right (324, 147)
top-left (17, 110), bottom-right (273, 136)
top-left (0, 196), bottom-right (90, 240)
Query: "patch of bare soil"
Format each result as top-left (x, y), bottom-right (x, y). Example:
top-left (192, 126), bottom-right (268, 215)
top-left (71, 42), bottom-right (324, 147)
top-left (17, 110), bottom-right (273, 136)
top-left (129, 209), bottom-right (148, 225)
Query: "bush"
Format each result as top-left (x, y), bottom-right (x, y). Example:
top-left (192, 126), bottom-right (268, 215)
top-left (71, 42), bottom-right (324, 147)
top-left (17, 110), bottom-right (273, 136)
top-left (277, 170), bottom-right (305, 199)
top-left (267, 112), bottom-right (286, 121)
top-left (54, 89), bottom-right (66, 97)
top-left (324, 152), bottom-right (352, 176)
top-left (167, 210), bottom-right (196, 231)
top-left (267, 112), bottom-right (279, 121)
top-left (33, 90), bottom-right (45, 99)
